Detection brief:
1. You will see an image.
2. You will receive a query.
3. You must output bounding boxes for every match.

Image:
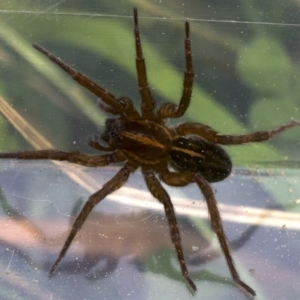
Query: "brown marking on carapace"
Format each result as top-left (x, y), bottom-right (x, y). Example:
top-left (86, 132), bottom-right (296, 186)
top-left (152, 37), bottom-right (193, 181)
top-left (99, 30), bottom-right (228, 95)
top-left (106, 119), bottom-right (172, 166)
top-left (120, 131), bottom-right (165, 149)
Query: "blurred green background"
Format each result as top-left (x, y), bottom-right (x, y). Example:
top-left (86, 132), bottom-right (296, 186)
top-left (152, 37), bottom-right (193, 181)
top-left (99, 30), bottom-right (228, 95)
top-left (0, 0), bottom-right (300, 165)
top-left (1, 2), bottom-right (300, 300)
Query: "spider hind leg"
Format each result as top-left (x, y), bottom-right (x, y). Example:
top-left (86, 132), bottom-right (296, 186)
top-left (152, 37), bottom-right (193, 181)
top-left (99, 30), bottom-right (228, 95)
top-left (195, 174), bottom-right (256, 297)
top-left (159, 168), bottom-right (256, 296)
top-left (142, 167), bottom-right (197, 293)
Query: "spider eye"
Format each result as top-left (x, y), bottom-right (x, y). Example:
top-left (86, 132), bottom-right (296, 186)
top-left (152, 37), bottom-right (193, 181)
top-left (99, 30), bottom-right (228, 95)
top-left (170, 136), bottom-right (232, 182)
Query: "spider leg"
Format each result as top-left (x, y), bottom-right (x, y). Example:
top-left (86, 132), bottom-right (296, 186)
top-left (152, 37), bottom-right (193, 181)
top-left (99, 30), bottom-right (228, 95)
top-left (0, 150), bottom-right (125, 167)
top-left (175, 120), bottom-right (300, 145)
top-left (159, 167), bottom-right (194, 187)
top-left (97, 99), bottom-right (120, 115)
top-left (32, 44), bottom-right (124, 114)
top-left (142, 166), bottom-right (197, 293)
top-left (194, 174), bottom-right (256, 297)
top-left (98, 97), bottom-right (141, 119)
top-left (159, 168), bottom-right (256, 297)
top-left (133, 8), bottom-right (156, 117)
top-left (49, 162), bottom-right (137, 276)
top-left (116, 97), bottom-right (140, 119)
top-left (158, 21), bottom-right (194, 119)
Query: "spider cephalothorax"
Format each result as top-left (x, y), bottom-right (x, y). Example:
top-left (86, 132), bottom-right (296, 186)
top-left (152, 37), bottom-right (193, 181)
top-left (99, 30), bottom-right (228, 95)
top-left (1, 7), bottom-right (300, 297)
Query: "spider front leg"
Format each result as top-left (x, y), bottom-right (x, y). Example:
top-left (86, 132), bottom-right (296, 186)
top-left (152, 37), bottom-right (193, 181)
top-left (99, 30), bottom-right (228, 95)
top-left (142, 167), bottom-right (197, 293)
top-left (0, 149), bottom-right (125, 167)
top-left (176, 120), bottom-right (300, 145)
top-left (49, 162), bottom-right (137, 276)
top-left (160, 168), bottom-right (256, 297)
top-left (32, 44), bottom-right (125, 115)
top-left (133, 8), bottom-right (156, 117)
top-left (158, 21), bottom-right (194, 119)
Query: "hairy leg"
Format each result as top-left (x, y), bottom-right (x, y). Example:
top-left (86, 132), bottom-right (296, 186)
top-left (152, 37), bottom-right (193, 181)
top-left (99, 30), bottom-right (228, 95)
top-left (49, 162), bottom-right (137, 276)
top-left (133, 8), bottom-right (156, 117)
top-left (159, 167), bottom-right (255, 297)
top-left (158, 21), bottom-right (194, 119)
top-left (159, 167), bottom-right (194, 187)
top-left (175, 120), bottom-right (300, 145)
top-left (142, 167), bottom-right (197, 293)
top-left (0, 150), bottom-right (125, 167)
top-left (32, 44), bottom-right (124, 114)
top-left (194, 174), bottom-right (256, 297)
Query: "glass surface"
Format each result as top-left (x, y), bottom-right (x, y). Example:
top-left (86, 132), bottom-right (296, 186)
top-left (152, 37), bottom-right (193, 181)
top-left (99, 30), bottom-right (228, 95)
top-left (0, 1), bottom-right (300, 299)
top-left (0, 163), bottom-right (299, 300)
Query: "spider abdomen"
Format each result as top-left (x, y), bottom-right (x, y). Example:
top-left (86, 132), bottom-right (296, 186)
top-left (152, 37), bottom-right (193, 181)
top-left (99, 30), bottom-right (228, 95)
top-left (104, 118), bottom-right (172, 165)
top-left (170, 136), bottom-right (232, 182)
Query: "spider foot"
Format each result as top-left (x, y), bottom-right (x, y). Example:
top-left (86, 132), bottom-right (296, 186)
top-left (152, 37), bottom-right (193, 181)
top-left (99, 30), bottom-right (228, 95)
top-left (185, 276), bottom-right (197, 294)
top-left (237, 278), bottom-right (256, 298)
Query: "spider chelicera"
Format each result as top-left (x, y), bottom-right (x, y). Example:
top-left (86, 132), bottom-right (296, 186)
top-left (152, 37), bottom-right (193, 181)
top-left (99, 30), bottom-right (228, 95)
top-left (1, 7), bottom-right (300, 297)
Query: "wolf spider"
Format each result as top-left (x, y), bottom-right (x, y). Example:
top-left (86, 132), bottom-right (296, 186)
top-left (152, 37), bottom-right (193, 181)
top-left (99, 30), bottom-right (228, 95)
top-left (1, 7), bottom-right (300, 297)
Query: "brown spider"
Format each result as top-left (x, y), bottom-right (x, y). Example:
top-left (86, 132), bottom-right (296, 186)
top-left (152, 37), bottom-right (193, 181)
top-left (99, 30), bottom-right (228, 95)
top-left (1, 7), bottom-right (300, 297)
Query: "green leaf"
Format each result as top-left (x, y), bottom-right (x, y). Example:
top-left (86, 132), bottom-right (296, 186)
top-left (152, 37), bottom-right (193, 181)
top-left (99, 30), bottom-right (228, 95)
top-left (237, 35), bottom-right (291, 95)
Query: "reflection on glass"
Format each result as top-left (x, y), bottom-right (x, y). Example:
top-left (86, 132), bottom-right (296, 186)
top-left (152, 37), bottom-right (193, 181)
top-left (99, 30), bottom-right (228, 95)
top-left (0, 165), bottom-right (299, 299)
top-left (0, 1), bottom-right (300, 300)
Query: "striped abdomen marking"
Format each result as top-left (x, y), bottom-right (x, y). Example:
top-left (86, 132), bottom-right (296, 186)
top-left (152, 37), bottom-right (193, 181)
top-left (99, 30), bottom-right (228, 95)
top-left (170, 136), bottom-right (232, 182)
